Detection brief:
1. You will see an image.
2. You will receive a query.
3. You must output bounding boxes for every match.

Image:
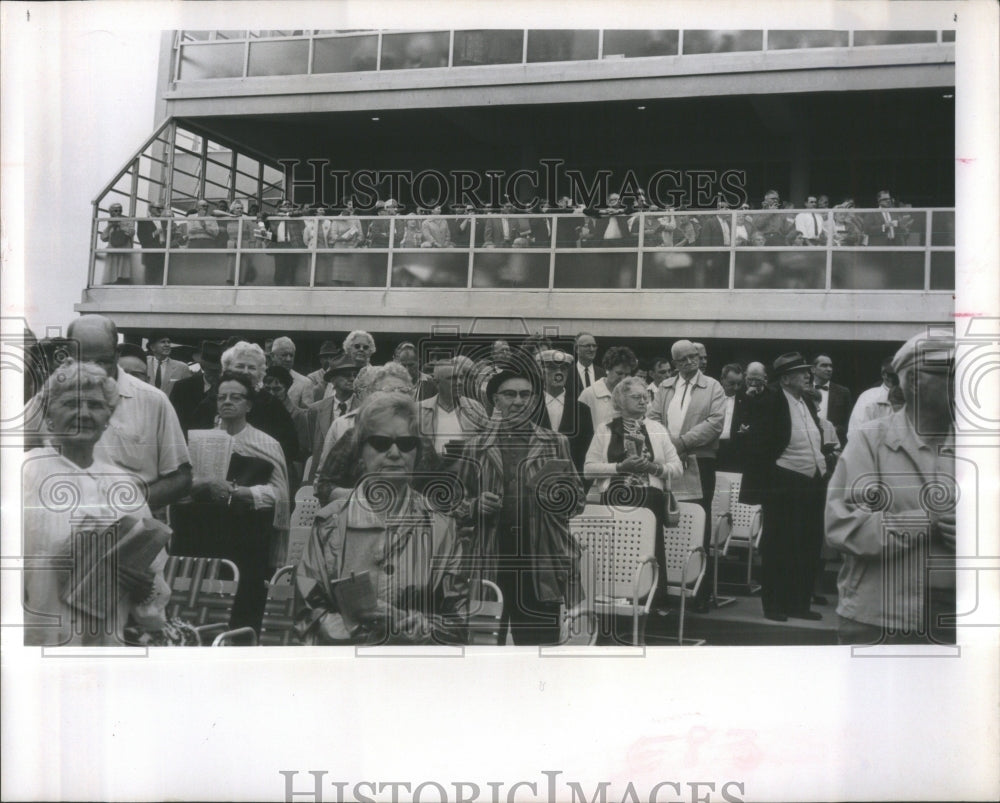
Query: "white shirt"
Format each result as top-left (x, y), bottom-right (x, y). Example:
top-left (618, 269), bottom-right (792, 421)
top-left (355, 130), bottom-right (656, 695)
top-left (666, 376), bottom-right (695, 440)
top-left (578, 378), bottom-right (615, 429)
top-left (794, 211), bottom-right (824, 240)
top-left (848, 384), bottom-right (891, 440)
top-left (816, 386), bottom-right (830, 421)
top-left (433, 403), bottom-right (463, 455)
top-left (544, 390), bottom-right (565, 431)
top-left (776, 390), bottom-right (825, 477)
top-left (720, 395), bottom-right (736, 440)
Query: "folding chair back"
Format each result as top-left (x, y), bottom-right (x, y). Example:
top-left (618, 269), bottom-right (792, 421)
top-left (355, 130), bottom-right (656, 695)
top-left (258, 565), bottom-right (298, 646)
top-left (717, 472), bottom-right (763, 589)
top-left (163, 556), bottom-right (241, 642)
top-left (286, 526), bottom-right (311, 566)
top-left (570, 504), bottom-right (658, 645)
top-left (291, 488), bottom-right (320, 527)
top-left (466, 578), bottom-right (504, 646)
top-left (661, 502), bottom-right (707, 645)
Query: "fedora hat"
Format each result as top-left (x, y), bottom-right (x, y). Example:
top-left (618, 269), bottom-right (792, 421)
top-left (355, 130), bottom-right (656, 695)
top-left (197, 340), bottom-right (224, 370)
top-left (323, 352), bottom-right (358, 380)
top-left (772, 352), bottom-right (810, 377)
top-left (319, 339), bottom-right (342, 356)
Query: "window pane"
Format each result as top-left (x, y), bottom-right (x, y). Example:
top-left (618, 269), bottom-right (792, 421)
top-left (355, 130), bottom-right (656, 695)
top-left (313, 34), bottom-right (379, 73)
top-left (380, 32), bottom-right (450, 70)
top-left (236, 249), bottom-right (311, 286)
top-left (391, 252), bottom-right (468, 287)
top-left (931, 210), bottom-right (955, 246)
top-left (454, 30), bottom-right (524, 66)
top-left (166, 252), bottom-right (236, 286)
top-left (942, 30), bottom-right (955, 42)
top-left (929, 251), bottom-right (954, 290)
top-left (735, 250), bottom-right (826, 289)
top-left (853, 31), bottom-right (937, 46)
top-left (767, 30), bottom-right (849, 49)
top-left (472, 253), bottom-right (549, 288)
top-left (178, 42), bottom-right (244, 80)
top-left (683, 30), bottom-right (763, 54)
top-left (553, 253), bottom-right (637, 288)
top-left (602, 30), bottom-right (678, 58)
top-left (526, 30), bottom-right (599, 62)
top-left (248, 39), bottom-right (309, 76)
top-left (642, 251), bottom-right (729, 289)
top-left (314, 253), bottom-right (388, 287)
top-left (830, 251), bottom-right (925, 290)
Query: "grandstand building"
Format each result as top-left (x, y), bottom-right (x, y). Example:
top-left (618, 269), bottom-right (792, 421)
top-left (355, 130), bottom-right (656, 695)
top-left (76, 27), bottom-right (955, 385)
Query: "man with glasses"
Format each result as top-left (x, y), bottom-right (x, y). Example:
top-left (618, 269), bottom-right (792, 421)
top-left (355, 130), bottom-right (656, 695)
top-left (649, 339), bottom-right (726, 612)
top-left (457, 362), bottom-right (585, 645)
top-left (865, 190), bottom-right (910, 246)
top-left (574, 332), bottom-right (603, 389)
top-left (269, 336), bottom-right (312, 409)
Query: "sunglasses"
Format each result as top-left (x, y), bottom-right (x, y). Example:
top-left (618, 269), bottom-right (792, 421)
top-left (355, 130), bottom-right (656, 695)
top-left (365, 435), bottom-right (420, 453)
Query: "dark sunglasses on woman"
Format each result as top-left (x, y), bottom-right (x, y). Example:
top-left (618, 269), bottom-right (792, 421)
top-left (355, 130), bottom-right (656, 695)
top-left (365, 435), bottom-right (420, 453)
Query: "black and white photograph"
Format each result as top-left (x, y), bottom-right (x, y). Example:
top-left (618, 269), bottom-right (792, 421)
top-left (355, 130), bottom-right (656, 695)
top-left (2, 1), bottom-right (997, 801)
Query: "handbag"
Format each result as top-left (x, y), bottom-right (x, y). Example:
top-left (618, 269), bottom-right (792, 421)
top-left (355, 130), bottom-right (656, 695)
top-left (663, 488), bottom-right (680, 528)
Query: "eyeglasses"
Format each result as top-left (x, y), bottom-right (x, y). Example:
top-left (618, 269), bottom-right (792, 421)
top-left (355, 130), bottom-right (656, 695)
top-left (677, 355), bottom-right (700, 364)
top-left (625, 394), bottom-right (649, 402)
top-left (495, 390), bottom-right (533, 400)
top-left (365, 435), bottom-right (420, 453)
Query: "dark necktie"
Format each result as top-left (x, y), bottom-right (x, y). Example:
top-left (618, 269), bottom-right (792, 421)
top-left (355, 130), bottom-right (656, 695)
top-left (337, 401), bottom-right (347, 416)
top-left (154, 360), bottom-right (162, 389)
top-left (584, 366), bottom-right (592, 387)
top-left (679, 380), bottom-right (690, 407)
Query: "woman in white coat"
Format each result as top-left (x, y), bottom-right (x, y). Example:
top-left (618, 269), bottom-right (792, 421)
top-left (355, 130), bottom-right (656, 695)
top-left (585, 375), bottom-right (684, 596)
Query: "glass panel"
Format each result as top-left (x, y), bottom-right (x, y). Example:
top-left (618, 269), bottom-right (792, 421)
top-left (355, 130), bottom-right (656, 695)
top-left (391, 252), bottom-right (468, 287)
top-left (248, 30), bottom-right (307, 39)
top-left (313, 34), bottom-right (379, 73)
top-left (767, 30), bottom-right (850, 49)
top-left (735, 250), bottom-right (826, 289)
top-left (642, 212), bottom-right (726, 247)
top-left (181, 31), bottom-right (211, 42)
top-left (929, 251), bottom-right (954, 290)
top-left (830, 251), bottom-right (925, 290)
top-left (683, 30), bottom-right (763, 54)
top-left (931, 210), bottom-right (955, 246)
top-left (380, 32), bottom-right (450, 70)
top-left (859, 208), bottom-right (925, 246)
top-left (602, 30), bottom-right (679, 58)
top-left (853, 31), bottom-right (937, 46)
top-left (213, 31), bottom-right (246, 41)
top-left (553, 253), bottom-right (637, 289)
top-left (178, 42), bottom-right (244, 80)
top-left (235, 247), bottom-right (311, 287)
top-left (248, 39), bottom-right (309, 76)
top-left (314, 253), bottom-right (389, 287)
top-left (163, 249), bottom-right (237, 286)
top-left (554, 215), bottom-right (593, 247)
top-left (743, 210), bottom-right (798, 246)
top-left (234, 171), bottom-right (259, 199)
top-left (526, 30), bottom-right (599, 62)
top-left (262, 164), bottom-right (284, 187)
top-left (472, 252), bottom-right (549, 288)
top-left (942, 30), bottom-right (955, 42)
top-left (642, 251), bottom-right (729, 289)
top-left (94, 216), bottom-right (139, 285)
top-left (453, 30), bottom-right (524, 65)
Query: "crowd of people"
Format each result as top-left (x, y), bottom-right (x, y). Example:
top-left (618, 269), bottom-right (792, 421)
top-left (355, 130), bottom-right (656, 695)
top-left (22, 315), bottom-right (955, 647)
top-left (98, 189), bottom-right (920, 285)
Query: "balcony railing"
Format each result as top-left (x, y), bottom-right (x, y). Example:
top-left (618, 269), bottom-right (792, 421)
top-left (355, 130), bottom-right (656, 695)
top-left (171, 28), bottom-right (955, 82)
top-left (89, 208), bottom-right (955, 293)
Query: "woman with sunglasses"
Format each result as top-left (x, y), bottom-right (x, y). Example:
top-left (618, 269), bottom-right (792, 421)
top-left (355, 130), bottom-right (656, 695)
top-left (294, 392), bottom-right (468, 645)
top-left (171, 370), bottom-right (289, 637)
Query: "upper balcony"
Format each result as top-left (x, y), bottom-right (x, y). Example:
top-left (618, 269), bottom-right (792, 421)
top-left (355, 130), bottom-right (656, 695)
top-left (162, 28), bottom-right (956, 114)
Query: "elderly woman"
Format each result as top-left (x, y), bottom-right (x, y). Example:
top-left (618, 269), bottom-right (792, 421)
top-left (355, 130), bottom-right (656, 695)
top-left (294, 393), bottom-right (469, 645)
top-left (585, 375), bottom-right (684, 600)
top-left (182, 199), bottom-right (221, 248)
top-left (22, 360), bottom-right (172, 645)
top-left (343, 329), bottom-right (376, 367)
top-left (100, 202), bottom-right (136, 284)
top-left (172, 371), bottom-right (289, 635)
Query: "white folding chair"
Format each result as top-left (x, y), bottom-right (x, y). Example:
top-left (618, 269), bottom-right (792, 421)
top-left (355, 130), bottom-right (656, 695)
top-left (290, 487), bottom-right (319, 528)
top-left (661, 502), bottom-right (708, 646)
top-left (466, 578), bottom-right (504, 645)
top-left (717, 472), bottom-right (763, 593)
top-left (569, 504), bottom-right (658, 646)
top-left (709, 474), bottom-right (737, 608)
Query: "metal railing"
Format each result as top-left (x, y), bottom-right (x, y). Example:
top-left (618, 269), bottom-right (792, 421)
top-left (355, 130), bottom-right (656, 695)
top-left (170, 28), bottom-right (954, 82)
top-left (89, 208), bottom-right (955, 293)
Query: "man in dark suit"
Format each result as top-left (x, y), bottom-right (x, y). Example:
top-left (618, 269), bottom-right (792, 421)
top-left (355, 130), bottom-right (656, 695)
top-left (269, 199), bottom-right (306, 285)
top-left (715, 362), bottom-right (754, 474)
top-left (811, 354), bottom-right (852, 446)
top-left (574, 332), bottom-right (604, 390)
top-left (136, 203), bottom-right (170, 284)
top-left (482, 199), bottom-right (533, 247)
top-left (740, 352), bottom-right (828, 622)
top-left (533, 349), bottom-right (594, 471)
top-left (169, 340), bottom-right (223, 436)
top-left (864, 190), bottom-right (910, 246)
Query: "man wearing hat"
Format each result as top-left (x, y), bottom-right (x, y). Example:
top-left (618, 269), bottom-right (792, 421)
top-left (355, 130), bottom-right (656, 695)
top-left (169, 340), bottom-right (224, 436)
top-left (533, 348), bottom-right (593, 471)
top-left (146, 332), bottom-right (191, 397)
top-left (302, 339), bottom-right (344, 403)
top-left (456, 361), bottom-right (585, 645)
top-left (305, 353), bottom-right (358, 478)
top-left (826, 332), bottom-right (956, 644)
top-left (118, 343), bottom-right (151, 384)
top-left (740, 352), bottom-right (829, 622)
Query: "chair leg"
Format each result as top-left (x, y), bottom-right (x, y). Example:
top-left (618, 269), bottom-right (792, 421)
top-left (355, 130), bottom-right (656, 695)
top-left (678, 593), bottom-right (685, 645)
